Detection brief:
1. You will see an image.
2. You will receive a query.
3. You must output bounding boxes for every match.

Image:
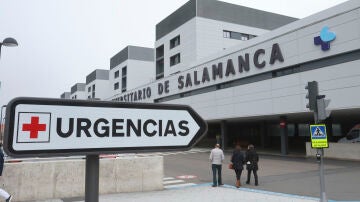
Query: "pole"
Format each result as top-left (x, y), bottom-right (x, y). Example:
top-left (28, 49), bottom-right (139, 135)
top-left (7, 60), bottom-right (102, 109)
top-left (85, 155), bottom-right (99, 202)
top-left (318, 148), bottom-right (327, 202)
top-left (315, 110), bottom-right (327, 202)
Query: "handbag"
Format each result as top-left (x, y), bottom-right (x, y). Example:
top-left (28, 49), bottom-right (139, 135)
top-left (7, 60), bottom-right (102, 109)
top-left (228, 163), bottom-right (234, 169)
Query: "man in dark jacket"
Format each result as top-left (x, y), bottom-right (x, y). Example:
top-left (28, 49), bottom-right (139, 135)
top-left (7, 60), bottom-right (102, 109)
top-left (231, 145), bottom-right (244, 188)
top-left (245, 144), bottom-right (259, 186)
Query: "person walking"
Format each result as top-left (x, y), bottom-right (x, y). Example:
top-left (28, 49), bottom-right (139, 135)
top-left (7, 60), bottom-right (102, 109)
top-left (209, 144), bottom-right (224, 187)
top-left (245, 144), bottom-right (259, 186)
top-left (231, 145), bottom-right (245, 188)
top-left (0, 146), bottom-right (12, 202)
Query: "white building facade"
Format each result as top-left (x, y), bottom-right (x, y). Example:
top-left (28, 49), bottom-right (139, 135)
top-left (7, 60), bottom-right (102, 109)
top-left (109, 46), bottom-right (154, 101)
top-left (154, 0), bottom-right (297, 79)
top-left (60, 92), bottom-right (70, 99)
top-left (70, 83), bottom-right (86, 100)
top-left (85, 69), bottom-right (110, 100)
top-left (108, 0), bottom-right (360, 154)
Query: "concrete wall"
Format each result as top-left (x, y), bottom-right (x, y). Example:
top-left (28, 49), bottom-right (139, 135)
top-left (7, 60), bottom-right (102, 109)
top-left (165, 59), bottom-right (360, 120)
top-left (306, 142), bottom-right (360, 160)
top-left (127, 59), bottom-right (155, 91)
top-left (1, 156), bottom-right (163, 202)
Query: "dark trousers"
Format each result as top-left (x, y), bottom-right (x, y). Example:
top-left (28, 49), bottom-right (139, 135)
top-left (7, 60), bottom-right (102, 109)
top-left (246, 169), bottom-right (258, 185)
top-left (234, 168), bottom-right (242, 180)
top-left (212, 164), bottom-right (222, 186)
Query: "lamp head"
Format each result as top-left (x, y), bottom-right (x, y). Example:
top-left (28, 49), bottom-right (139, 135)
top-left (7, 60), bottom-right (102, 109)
top-left (2, 37), bottom-right (18, 47)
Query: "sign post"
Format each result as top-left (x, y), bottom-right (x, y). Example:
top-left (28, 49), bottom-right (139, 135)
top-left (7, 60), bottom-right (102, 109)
top-left (306, 81), bottom-right (330, 202)
top-left (310, 124), bottom-right (328, 202)
top-left (3, 97), bottom-right (208, 201)
top-left (85, 155), bottom-right (99, 202)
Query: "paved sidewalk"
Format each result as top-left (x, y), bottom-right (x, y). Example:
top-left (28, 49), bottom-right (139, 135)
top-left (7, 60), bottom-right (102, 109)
top-left (40, 183), bottom-right (324, 202)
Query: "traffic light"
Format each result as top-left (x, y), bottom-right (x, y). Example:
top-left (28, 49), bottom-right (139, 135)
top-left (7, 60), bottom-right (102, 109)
top-left (305, 81), bottom-right (319, 111)
top-left (317, 98), bottom-right (331, 121)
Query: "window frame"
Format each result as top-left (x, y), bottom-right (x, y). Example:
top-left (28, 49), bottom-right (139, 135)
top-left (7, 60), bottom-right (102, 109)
top-left (170, 35), bottom-right (180, 49)
top-left (114, 82), bottom-right (119, 90)
top-left (114, 70), bottom-right (119, 79)
top-left (170, 53), bottom-right (181, 67)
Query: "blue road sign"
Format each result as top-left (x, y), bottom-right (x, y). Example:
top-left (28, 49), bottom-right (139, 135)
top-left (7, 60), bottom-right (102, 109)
top-left (310, 124), bottom-right (328, 148)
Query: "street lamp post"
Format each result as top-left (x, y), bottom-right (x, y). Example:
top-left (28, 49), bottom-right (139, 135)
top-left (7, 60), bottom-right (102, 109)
top-left (0, 38), bottom-right (18, 136)
top-left (0, 37), bottom-right (18, 59)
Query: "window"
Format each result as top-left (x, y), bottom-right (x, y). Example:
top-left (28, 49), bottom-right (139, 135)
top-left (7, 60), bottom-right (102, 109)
top-left (170, 35), bottom-right (180, 49)
top-left (241, 34), bottom-right (249, 41)
top-left (114, 82), bottom-right (119, 90)
top-left (156, 59), bottom-right (164, 79)
top-left (92, 92), bottom-right (95, 98)
top-left (122, 66), bottom-right (127, 92)
top-left (92, 84), bottom-right (95, 91)
top-left (114, 70), bottom-right (119, 78)
top-left (170, 53), bottom-right (181, 66)
top-left (88, 95), bottom-right (91, 99)
top-left (156, 45), bottom-right (164, 80)
top-left (332, 124), bottom-right (342, 136)
top-left (156, 45), bottom-right (164, 59)
top-left (223, 31), bottom-right (231, 38)
top-left (223, 30), bottom-right (256, 41)
top-left (346, 129), bottom-right (360, 140)
top-left (88, 87), bottom-right (91, 92)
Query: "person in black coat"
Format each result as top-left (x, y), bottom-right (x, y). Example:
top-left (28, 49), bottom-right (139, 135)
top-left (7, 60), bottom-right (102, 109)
top-left (231, 145), bottom-right (244, 188)
top-left (245, 144), bottom-right (259, 186)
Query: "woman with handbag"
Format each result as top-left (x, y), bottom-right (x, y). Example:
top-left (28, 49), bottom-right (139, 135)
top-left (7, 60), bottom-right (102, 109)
top-left (230, 145), bottom-right (245, 188)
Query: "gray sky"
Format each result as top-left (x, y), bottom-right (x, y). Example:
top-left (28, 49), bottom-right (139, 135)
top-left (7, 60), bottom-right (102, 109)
top-left (0, 0), bottom-right (349, 107)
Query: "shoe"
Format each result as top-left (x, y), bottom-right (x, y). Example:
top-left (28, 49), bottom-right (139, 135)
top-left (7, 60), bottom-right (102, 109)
top-left (236, 180), bottom-right (240, 188)
top-left (212, 184), bottom-right (217, 187)
top-left (219, 183), bottom-right (224, 186)
top-left (6, 195), bottom-right (12, 202)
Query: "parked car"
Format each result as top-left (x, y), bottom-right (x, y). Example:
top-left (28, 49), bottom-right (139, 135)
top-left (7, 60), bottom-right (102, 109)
top-left (338, 124), bottom-right (360, 143)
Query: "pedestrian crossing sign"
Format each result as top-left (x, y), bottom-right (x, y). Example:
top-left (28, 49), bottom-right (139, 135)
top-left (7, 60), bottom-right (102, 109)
top-left (310, 124), bottom-right (328, 148)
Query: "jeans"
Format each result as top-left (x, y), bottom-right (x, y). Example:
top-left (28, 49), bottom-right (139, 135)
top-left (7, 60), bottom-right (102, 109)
top-left (212, 164), bottom-right (222, 186)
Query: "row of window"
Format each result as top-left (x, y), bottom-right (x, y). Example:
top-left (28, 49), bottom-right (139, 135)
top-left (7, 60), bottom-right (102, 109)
top-left (87, 92), bottom-right (95, 99)
top-left (155, 52), bottom-right (181, 79)
top-left (155, 30), bottom-right (256, 81)
top-left (113, 66), bottom-right (127, 92)
top-left (223, 30), bottom-right (256, 41)
top-left (88, 84), bottom-right (95, 92)
top-left (154, 49), bottom-right (360, 103)
top-left (155, 35), bottom-right (182, 80)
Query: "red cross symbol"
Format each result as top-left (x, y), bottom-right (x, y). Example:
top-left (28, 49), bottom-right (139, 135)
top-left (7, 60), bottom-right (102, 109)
top-left (22, 116), bottom-right (47, 139)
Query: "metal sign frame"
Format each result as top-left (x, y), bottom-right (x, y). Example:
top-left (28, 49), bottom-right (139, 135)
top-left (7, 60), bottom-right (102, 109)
top-left (4, 97), bottom-right (208, 157)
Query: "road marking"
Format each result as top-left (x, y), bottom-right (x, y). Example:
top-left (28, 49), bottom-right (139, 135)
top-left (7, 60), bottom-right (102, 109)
top-left (164, 183), bottom-right (196, 189)
top-left (163, 180), bottom-right (185, 185)
top-left (176, 175), bottom-right (197, 179)
top-left (163, 177), bottom-right (175, 180)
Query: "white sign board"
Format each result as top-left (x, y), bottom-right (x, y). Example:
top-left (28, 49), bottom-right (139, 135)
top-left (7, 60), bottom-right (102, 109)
top-left (4, 97), bottom-right (207, 157)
